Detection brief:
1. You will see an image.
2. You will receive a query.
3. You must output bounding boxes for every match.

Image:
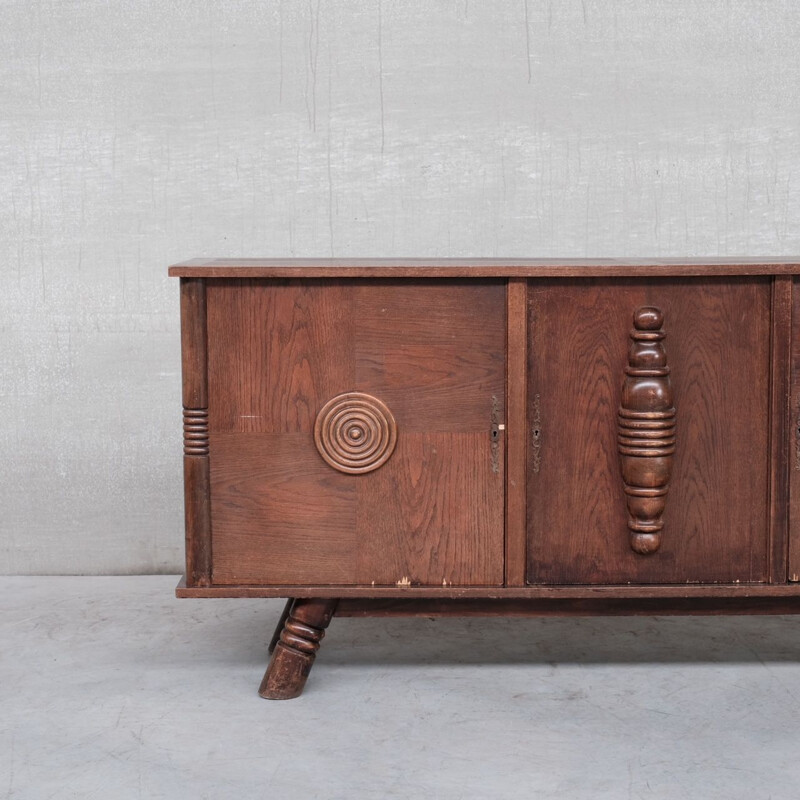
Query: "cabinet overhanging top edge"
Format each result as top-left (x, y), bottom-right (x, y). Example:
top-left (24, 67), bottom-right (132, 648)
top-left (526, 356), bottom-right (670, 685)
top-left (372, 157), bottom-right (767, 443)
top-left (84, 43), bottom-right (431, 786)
top-left (168, 257), bottom-right (800, 278)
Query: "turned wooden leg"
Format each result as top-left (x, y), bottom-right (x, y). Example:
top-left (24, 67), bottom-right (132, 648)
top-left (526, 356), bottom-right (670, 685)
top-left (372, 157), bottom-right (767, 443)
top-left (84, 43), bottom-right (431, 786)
top-left (259, 598), bottom-right (338, 700)
top-left (268, 598), bottom-right (294, 655)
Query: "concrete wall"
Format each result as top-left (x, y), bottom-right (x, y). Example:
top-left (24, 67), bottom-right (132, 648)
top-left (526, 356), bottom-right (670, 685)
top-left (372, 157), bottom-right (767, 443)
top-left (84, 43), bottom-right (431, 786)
top-left (2, 1), bottom-right (799, 574)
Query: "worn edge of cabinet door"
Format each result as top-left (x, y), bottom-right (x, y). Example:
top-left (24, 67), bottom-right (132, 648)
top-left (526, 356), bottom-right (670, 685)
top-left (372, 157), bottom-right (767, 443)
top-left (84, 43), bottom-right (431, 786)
top-left (180, 278), bottom-right (212, 587)
top-left (505, 279), bottom-right (528, 586)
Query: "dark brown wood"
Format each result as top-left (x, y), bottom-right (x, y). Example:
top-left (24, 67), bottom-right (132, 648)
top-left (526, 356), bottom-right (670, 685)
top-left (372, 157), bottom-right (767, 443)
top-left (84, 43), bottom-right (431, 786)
top-left (169, 257), bottom-right (800, 279)
top-left (210, 434), bottom-right (356, 585)
top-left (790, 277), bottom-right (800, 582)
top-left (206, 279), bottom-right (353, 434)
top-left (617, 306), bottom-right (676, 555)
top-left (527, 278), bottom-right (772, 585)
top-left (351, 280), bottom-right (505, 433)
top-left (205, 279), bottom-right (505, 587)
top-left (336, 597), bottom-right (800, 617)
top-left (171, 262), bottom-right (800, 697)
top-left (355, 432), bottom-right (504, 586)
top-left (268, 598), bottom-right (295, 655)
top-left (770, 277), bottom-right (792, 582)
top-left (180, 278), bottom-right (211, 587)
top-left (505, 278), bottom-right (527, 586)
top-left (175, 576), bottom-right (800, 600)
top-left (313, 392), bottom-right (398, 474)
top-left (259, 598), bottom-right (338, 700)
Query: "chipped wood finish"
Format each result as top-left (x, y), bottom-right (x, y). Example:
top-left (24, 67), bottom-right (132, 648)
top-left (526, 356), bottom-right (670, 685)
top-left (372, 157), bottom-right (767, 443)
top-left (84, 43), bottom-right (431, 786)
top-left (175, 577), bottom-right (800, 600)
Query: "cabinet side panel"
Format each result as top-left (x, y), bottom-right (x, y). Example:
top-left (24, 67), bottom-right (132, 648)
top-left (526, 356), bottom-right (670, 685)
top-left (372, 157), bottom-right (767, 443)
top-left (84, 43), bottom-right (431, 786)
top-left (180, 278), bottom-right (211, 587)
top-left (527, 278), bottom-right (771, 585)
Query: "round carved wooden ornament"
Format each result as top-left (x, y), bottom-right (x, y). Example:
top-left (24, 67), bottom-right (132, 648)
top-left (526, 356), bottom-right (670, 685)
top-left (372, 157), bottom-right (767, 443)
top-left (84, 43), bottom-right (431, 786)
top-left (314, 392), bottom-right (397, 474)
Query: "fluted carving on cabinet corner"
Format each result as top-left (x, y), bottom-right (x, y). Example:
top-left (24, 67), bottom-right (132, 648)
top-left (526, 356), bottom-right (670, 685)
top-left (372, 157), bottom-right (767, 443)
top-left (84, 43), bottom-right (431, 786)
top-left (618, 307), bottom-right (676, 555)
top-left (183, 407), bottom-right (210, 456)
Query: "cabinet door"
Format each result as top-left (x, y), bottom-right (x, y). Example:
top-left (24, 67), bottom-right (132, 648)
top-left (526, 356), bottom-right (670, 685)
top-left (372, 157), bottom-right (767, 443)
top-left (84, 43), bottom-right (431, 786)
top-left (527, 278), bottom-right (772, 585)
top-left (205, 279), bottom-right (506, 587)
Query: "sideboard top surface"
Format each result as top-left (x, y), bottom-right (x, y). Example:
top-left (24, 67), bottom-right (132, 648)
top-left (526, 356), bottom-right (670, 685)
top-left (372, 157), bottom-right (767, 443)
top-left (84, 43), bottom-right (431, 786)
top-left (169, 257), bottom-right (800, 279)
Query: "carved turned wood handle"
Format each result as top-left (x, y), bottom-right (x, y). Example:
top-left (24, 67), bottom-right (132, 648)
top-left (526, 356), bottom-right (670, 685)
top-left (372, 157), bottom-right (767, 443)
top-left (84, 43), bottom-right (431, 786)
top-left (618, 307), bottom-right (676, 555)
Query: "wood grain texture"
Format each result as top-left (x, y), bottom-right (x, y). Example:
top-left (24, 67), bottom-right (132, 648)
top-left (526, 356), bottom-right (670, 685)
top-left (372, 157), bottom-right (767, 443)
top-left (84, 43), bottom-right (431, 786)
top-left (355, 433), bottom-right (504, 586)
top-left (505, 279), bottom-right (528, 586)
top-left (527, 278), bottom-right (772, 585)
top-left (209, 434), bottom-right (356, 585)
top-left (790, 277), bottom-right (800, 582)
top-left (206, 280), bottom-right (353, 433)
top-left (180, 279), bottom-right (209, 409)
top-left (205, 280), bottom-right (506, 587)
top-left (770, 277), bottom-right (792, 582)
top-left (353, 280), bottom-right (505, 432)
top-left (180, 279), bottom-right (211, 587)
top-left (169, 258), bottom-right (800, 279)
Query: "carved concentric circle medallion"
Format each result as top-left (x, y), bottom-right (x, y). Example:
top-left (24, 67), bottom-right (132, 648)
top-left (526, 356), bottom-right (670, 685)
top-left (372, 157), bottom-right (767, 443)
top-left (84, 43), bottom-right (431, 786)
top-left (314, 392), bottom-right (397, 474)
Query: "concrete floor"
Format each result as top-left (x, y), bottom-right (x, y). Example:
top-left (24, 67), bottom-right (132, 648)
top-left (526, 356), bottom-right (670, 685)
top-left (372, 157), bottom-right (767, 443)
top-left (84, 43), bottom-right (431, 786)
top-left (3, 578), bottom-right (800, 799)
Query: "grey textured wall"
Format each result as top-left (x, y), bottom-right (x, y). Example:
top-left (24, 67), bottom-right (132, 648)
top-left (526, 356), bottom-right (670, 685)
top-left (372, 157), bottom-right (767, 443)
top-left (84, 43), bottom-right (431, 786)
top-left (2, 1), bottom-right (799, 574)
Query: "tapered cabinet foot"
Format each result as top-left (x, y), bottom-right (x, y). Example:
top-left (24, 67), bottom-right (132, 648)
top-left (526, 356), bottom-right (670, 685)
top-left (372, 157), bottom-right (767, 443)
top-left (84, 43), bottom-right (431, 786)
top-left (259, 598), bottom-right (338, 700)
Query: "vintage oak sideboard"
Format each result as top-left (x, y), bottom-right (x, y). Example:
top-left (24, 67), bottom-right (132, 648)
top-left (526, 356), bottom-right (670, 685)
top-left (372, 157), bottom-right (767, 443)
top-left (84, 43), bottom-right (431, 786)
top-left (170, 258), bottom-right (800, 699)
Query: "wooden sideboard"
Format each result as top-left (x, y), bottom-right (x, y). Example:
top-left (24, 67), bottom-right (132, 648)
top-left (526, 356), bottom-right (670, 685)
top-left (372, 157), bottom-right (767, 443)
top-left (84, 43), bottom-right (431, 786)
top-left (170, 258), bottom-right (800, 699)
